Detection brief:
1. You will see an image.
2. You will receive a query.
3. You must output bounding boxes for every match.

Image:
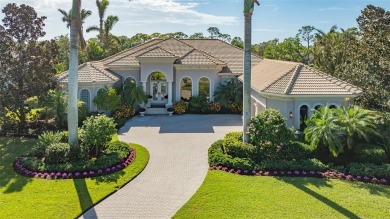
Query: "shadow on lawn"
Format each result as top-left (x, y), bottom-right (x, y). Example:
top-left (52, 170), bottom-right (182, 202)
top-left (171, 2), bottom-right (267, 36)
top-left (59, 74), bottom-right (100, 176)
top-left (74, 178), bottom-right (97, 218)
top-left (276, 177), bottom-right (360, 219)
top-left (93, 170), bottom-right (125, 185)
top-left (0, 137), bottom-right (33, 193)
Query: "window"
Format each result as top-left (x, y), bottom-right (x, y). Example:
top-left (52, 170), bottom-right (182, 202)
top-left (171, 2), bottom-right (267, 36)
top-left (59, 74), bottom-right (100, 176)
top-left (96, 88), bottom-right (105, 111)
top-left (198, 77), bottom-right (210, 100)
top-left (314, 105), bottom-right (322, 111)
top-left (80, 89), bottom-right (90, 111)
top-left (180, 77), bottom-right (192, 101)
top-left (300, 105), bottom-right (308, 131)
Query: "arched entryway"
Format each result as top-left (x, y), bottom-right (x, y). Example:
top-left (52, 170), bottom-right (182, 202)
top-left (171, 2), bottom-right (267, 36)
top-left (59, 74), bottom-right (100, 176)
top-left (299, 105), bottom-right (308, 131)
top-left (149, 72), bottom-right (167, 106)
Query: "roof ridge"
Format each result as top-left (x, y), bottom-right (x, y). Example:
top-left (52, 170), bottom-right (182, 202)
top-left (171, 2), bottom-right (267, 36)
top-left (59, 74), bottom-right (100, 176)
top-left (90, 61), bottom-right (117, 81)
top-left (305, 65), bottom-right (362, 93)
top-left (87, 62), bottom-right (95, 82)
top-left (136, 45), bottom-right (178, 57)
top-left (261, 66), bottom-right (297, 92)
top-left (195, 48), bottom-right (226, 65)
top-left (104, 38), bottom-right (166, 65)
top-left (180, 48), bottom-right (196, 60)
top-left (284, 64), bottom-right (303, 94)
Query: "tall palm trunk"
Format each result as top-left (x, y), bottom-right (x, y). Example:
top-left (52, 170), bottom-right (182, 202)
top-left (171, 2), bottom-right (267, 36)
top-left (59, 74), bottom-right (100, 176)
top-left (68, 0), bottom-right (80, 147)
top-left (243, 13), bottom-right (252, 142)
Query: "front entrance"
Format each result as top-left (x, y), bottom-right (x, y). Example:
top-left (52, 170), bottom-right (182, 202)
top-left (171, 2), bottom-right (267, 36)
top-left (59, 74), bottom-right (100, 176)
top-left (150, 80), bottom-right (167, 105)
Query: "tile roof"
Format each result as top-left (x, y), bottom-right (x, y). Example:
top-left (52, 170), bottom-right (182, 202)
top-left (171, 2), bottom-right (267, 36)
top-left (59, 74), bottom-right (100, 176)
top-left (137, 46), bottom-right (178, 58)
top-left (241, 59), bottom-right (363, 95)
top-left (55, 62), bottom-right (120, 83)
top-left (100, 38), bottom-right (258, 74)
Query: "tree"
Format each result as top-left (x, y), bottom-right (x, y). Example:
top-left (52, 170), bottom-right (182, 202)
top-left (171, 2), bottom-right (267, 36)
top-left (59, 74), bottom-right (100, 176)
top-left (214, 78), bottom-right (243, 106)
top-left (252, 38), bottom-right (278, 57)
top-left (219, 33), bottom-right (231, 43)
top-left (264, 37), bottom-right (307, 63)
top-left (231, 37), bottom-right (244, 48)
top-left (93, 87), bottom-right (121, 111)
top-left (68, 0), bottom-right (85, 147)
top-left (243, 0), bottom-right (259, 142)
top-left (335, 105), bottom-right (379, 150)
top-left (207, 27), bottom-right (220, 39)
top-left (304, 106), bottom-right (344, 157)
top-left (129, 33), bottom-right (152, 46)
top-left (86, 0), bottom-right (110, 48)
top-left (296, 25), bottom-right (316, 49)
top-left (58, 8), bottom-right (92, 29)
top-left (189, 32), bottom-right (205, 39)
top-left (0, 3), bottom-right (57, 131)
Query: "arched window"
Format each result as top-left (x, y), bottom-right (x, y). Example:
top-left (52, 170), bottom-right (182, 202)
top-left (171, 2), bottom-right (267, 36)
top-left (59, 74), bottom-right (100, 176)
top-left (96, 88), bottom-right (106, 111)
top-left (198, 77), bottom-right (210, 100)
top-left (300, 105), bottom-right (308, 131)
top-left (314, 105), bottom-right (322, 111)
top-left (181, 77), bottom-right (192, 101)
top-left (80, 89), bottom-right (90, 111)
top-left (123, 77), bottom-right (136, 89)
top-left (329, 105), bottom-right (337, 109)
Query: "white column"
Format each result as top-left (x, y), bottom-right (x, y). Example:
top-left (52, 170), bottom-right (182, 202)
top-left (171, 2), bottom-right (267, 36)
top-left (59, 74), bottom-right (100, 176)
top-left (141, 81), bottom-right (147, 93)
top-left (254, 102), bottom-right (259, 116)
top-left (167, 81), bottom-right (173, 106)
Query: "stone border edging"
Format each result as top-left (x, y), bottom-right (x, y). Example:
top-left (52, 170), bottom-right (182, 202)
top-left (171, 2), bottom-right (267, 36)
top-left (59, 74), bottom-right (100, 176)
top-left (210, 165), bottom-right (389, 186)
top-left (14, 148), bottom-right (136, 179)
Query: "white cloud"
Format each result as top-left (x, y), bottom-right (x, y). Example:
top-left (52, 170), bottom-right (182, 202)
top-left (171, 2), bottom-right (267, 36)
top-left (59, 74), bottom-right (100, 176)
top-left (253, 28), bottom-right (285, 32)
top-left (317, 7), bottom-right (347, 12)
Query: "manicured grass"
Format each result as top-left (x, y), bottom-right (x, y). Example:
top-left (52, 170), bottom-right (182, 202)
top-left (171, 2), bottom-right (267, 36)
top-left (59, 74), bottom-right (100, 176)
top-left (0, 137), bottom-right (149, 219)
top-left (174, 170), bottom-right (390, 219)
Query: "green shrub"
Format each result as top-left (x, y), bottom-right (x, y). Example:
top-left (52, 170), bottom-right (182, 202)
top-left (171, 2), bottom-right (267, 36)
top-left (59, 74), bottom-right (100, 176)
top-left (106, 141), bottom-right (130, 159)
top-left (173, 100), bottom-right (188, 114)
top-left (347, 163), bottom-right (390, 178)
top-left (188, 95), bottom-right (209, 113)
top-left (276, 141), bottom-right (314, 161)
top-left (45, 142), bottom-right (71, 164)
top-left (32, 131), bottom-right (63, 157)
top-left (113, 105), bottom-right (135, 120)
top-left (209, 102), bottom-right (221, 113)
top-left (80, 115), bottom-right (117, 157)
top-left (258, 159), bottom-right (327, 171)
top-left (208, 139), bottom-right (255, 170)
top-left (93, 87), bottom-right (121, 111)
top-left (223, 132), bottom-right (255, 159)
top-left (354, 144), bottom-right (387, 164)
top-left (227, 102), bottom-right (243, 114)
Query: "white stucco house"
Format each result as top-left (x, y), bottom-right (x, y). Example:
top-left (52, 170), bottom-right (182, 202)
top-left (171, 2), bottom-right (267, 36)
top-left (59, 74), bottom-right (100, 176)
top-left (55, 37), bottom-right (362, 129)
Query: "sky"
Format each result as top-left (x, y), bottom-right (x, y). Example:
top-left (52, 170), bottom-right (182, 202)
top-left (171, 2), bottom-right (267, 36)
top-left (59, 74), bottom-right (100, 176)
top-left (0, 0), bottom-right (389, 44)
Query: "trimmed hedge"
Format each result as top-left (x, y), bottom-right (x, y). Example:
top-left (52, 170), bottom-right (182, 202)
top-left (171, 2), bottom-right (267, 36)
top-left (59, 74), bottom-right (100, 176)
top-left (354, 144), bottom-right (387, 164)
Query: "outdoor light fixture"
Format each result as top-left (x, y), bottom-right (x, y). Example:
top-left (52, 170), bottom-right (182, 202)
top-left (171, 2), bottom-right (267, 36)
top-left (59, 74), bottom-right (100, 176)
top-left (289, 111), bottom-right (293, 119)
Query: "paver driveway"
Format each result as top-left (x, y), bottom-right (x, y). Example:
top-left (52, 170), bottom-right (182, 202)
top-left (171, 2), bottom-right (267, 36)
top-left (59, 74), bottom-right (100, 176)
top-left (81, 114), bottom-right (242, 219)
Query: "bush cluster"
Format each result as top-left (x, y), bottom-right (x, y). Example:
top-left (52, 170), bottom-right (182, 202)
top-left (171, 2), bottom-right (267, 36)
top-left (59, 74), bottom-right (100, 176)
top-left (188, 95), bottom-right (209, 113)
top-left (173, 100), bottom-right (187, 114)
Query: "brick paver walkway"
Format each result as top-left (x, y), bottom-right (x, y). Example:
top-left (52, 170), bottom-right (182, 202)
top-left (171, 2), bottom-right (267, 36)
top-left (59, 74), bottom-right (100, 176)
top-left (80, 114), bottom-right (241, 219)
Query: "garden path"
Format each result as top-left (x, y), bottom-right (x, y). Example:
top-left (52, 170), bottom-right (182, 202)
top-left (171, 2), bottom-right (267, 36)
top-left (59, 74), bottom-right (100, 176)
top-left (80, 114), bottom-right (242, 219)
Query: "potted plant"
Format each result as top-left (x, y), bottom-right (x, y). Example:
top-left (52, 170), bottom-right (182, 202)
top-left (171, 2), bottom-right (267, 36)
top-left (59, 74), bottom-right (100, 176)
top-left (167, 107), bottom-right (174, 116)
top-left (139, 108), bottom-right (146, 116)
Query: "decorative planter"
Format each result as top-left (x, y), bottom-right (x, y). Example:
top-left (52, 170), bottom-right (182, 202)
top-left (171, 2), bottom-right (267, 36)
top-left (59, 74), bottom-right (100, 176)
top-left (139, 112), bottom-right (145, 116)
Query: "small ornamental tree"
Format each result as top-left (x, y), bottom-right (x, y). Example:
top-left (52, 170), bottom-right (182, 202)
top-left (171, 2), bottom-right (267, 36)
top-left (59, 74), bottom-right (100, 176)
top-left (80, 115), bottom-right (116, 157)
top-left (247, 109), bottom-right (294, 160)
top-left (93, 87), bottom-right (121, 111)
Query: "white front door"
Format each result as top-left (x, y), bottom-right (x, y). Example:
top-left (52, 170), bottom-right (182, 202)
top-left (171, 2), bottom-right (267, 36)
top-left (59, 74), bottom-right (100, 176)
top-left (150, 80), bottom-right (167, 104)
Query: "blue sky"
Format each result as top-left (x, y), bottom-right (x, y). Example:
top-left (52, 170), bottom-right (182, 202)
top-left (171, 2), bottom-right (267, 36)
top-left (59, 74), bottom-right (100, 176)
top-left (0, 0), bottom-right (389, 43)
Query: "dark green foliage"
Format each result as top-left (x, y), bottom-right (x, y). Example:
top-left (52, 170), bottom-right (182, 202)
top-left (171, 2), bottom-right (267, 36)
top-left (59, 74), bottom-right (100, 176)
top-left (347, 163), bottom-right (390, 178)
top-left (0, 4), bottom-right (58, 131)
top-left (213, 78), bottom-right (242, 107)
top-left (354, 144), bottom-right (387, 164)
top-left (45, 142), bottom-right (71, 164)
top-left (258, 159), bottom-right (327, 171)
top-left (272, 141), bottom-right (313, 161)
top-left (32, 131), bottom-right (64, 157)
top-left (208, 139), bottom-right (255, 170)
top-left (173, 100), bottom-right (188, 114)
top-left (188, 95), bottom-right (209, 113)
top-left (93, 87), bottom-right (121, 111)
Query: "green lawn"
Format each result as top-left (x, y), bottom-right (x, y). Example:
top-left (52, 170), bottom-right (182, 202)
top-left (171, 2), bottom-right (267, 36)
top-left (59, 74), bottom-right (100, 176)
top-left (0, 137), bottom-right (149, 219)
top-left (175, 170), bottom-right (390, 219)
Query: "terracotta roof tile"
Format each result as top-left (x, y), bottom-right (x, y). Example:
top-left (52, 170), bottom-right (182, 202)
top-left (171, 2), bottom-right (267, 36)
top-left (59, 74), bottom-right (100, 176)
top-left (137, 46), bottom-right (178, 58)
top-left (179, 49), bottom-right (226, 65)
top-left (55, 62), bottom-right (120, 83)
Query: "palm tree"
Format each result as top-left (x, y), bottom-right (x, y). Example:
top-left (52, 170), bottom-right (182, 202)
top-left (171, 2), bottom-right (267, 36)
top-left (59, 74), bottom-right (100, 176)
top-left (68, 0), bottom-right (86, 147)
top-left (86, 0), bottom-right (110, 47)
top-left (304, 106), bottom-right (344, 157)
top-left (335, 105), bottom-right (379, 150)
top-left (243, 0), bottom-right (259, 142)
top-left (213, 78), bottom-right (243, 106)
top-left (58, 8), bottom-right (92, 28)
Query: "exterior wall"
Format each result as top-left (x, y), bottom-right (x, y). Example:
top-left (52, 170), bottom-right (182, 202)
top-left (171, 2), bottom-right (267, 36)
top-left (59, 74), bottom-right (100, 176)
top-left (175, 69), bottom-right (220, 102)
top-left (140, 63), bottom-right (174, 82)
top-left (266, 98), bottom-right (295, 127)
top-left (112, 69), bottom-right (140, 85)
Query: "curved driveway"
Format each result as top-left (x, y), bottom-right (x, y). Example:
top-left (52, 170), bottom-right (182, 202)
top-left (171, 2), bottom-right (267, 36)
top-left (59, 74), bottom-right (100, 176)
top-left (81, 114), bottom-right (241, 219)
